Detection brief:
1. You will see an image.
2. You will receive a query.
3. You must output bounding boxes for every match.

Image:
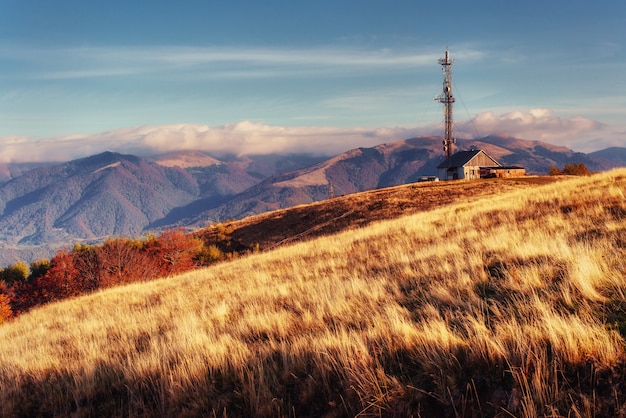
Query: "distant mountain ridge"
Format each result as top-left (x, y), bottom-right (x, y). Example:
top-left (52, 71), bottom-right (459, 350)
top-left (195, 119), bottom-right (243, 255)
top-left (0, 152), bottom-right (198, 244)
top-left (0, 161), bottom-right (56, 184)
top-left (588, 147), bottom-right (626, 166)
top-left (0, 136), bottom-right (622, 265)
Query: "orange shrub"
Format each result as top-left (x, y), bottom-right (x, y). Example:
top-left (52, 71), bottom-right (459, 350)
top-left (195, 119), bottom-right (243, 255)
top-left (0, 291), bottom-right (12, 323)
top-left (144, 229), bottom-right (201, 276)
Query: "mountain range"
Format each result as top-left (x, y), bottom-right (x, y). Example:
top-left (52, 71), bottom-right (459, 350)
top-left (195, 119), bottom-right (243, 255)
top-left (0, 135), bottom-right (623, 265)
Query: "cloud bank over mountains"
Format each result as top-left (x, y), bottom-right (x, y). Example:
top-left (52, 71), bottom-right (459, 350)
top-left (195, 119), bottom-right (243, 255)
top-left (459, 109), bottom-right (604, 145)
top-left (0, 109), bottom-right (617, 163)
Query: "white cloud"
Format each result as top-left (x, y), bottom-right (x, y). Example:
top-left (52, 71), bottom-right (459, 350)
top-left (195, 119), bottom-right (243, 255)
top-left (455, 108), bottom-right (620, 152)
top-left (0, 122), bottom-right (418, 163)
top-left (0, 109), bottom-right (620, 163)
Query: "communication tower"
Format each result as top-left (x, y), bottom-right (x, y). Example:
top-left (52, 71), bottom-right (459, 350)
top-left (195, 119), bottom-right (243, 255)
top-left (434, 49), bottom-right (456, 159)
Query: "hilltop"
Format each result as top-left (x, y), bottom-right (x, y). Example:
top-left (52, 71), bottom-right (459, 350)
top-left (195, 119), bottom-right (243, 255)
top-left (197, 175), bottom-right (561, 252)
top-left (1, 169), bottom-right (625, 417)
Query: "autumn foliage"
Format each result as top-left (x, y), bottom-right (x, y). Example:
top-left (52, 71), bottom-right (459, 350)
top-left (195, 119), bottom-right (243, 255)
top-left (3, 229), bottom-right (208, 316)
top-left (549, 162), bottom-right (591, 176)
top-left (0, 283), bottom-right (11, 323)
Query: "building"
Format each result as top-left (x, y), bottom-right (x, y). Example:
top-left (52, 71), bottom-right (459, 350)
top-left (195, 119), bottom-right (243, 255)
top-left (436, 149), bottom-right (524, 180)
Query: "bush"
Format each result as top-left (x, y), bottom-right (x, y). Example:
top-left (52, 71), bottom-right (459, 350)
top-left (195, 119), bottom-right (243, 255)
top-left (197, 244), bottom-right (224, 264)
top-left (0, 281), bottom-right (12, 323)
top-left (145, 229), bottom-right (202, 276)
top-left (0, 293), bottom-right (12, 323)
top-left (29, 260), bottom-right (51, 280)
top-left (549, 165), bottom-right (561, 176)
top-left (549, 163), bottom-right (590, 176)
top-left (563, 163), bottom-right (590, 175)
top-left (5, 229), bottom-right (208, 317)
top-left (0, 261), bottom-right (29, 286)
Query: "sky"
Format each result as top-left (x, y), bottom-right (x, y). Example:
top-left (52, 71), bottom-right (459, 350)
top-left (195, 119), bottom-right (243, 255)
top-left (0, 0), bottom-right (625, 162)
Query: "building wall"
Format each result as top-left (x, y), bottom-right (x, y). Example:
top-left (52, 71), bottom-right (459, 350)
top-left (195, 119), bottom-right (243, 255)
top-left (439, 166), bottom-right (481, 180)
top-left (438, 167), bottom-right (463, 180)
top-left (494, 168), bottom-right (526, 178)
top-left (467, 153), bottom-right (499, 167)
top-left (463, 166), bottom-right (481, 180)
top-left (480, 167), bottom-right (526, 178)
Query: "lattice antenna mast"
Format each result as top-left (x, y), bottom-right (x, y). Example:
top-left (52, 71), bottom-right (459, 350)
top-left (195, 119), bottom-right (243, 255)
top-left (434, 49), bottom-right (456, 159)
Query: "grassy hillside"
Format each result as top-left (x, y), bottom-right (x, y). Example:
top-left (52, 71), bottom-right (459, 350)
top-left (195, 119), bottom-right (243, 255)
top-left (199, 175), bottom-right (560, 251)
top-left (1, 170), bottom-right (625, 417)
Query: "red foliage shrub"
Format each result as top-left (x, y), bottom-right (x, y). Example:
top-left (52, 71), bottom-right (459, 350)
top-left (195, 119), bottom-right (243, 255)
top-left (37, 249), bottom-right (82, 303)
top-left (0, 282), bottom-right (12, 323)
top-left (144, 229), bottom-right (202, 276)
top-left (72, 245), bottom-right (102, 292)
top-left (0, 293), bottom-right (12, 323)
top-left (6, 229), bottom-right (205, 316)
top-left (97, 238), bottom-right (152, 287)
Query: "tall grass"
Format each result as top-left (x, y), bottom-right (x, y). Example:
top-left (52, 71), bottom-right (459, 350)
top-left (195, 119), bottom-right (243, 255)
top-left (1, 169), bottom-right (625, 417)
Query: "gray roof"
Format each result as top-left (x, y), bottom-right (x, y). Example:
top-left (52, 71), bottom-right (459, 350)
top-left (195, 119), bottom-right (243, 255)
top-left (437, 150), bottom-right (483, 169)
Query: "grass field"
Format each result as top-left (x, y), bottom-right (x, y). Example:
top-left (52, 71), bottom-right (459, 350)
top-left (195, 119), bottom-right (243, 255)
top-left (1, 169), bottom-right (625, 417)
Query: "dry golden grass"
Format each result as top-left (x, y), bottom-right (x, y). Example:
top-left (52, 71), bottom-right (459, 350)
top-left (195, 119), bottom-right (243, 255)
top-left (202, 175), bottom-right (562, 251)
top-left (1, 170), bottom-right (626, 417)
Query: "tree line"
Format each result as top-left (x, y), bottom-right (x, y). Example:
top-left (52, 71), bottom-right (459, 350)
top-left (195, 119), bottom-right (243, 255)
top-left (549, 163), bottom-right (590, 176)
top-left (0, 227), bottom-right (244, 322)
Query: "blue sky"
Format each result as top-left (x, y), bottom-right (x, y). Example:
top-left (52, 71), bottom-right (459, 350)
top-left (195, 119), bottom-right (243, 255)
top-left (0, 0), bottom-right (624, 161)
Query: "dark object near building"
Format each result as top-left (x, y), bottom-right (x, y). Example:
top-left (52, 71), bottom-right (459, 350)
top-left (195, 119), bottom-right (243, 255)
top-left (417, 176), bottom-right (440, 182)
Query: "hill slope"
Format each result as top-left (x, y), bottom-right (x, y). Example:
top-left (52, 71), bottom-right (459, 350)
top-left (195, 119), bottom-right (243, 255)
top-left (197, 175), bottom-right (561, 251)
top-left (1, 169), bottom-right (625, 417)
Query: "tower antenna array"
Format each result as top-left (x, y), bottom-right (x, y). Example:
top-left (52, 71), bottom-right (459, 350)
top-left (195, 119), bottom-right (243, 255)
top-left (434, 49), bottom-right (456, 159)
